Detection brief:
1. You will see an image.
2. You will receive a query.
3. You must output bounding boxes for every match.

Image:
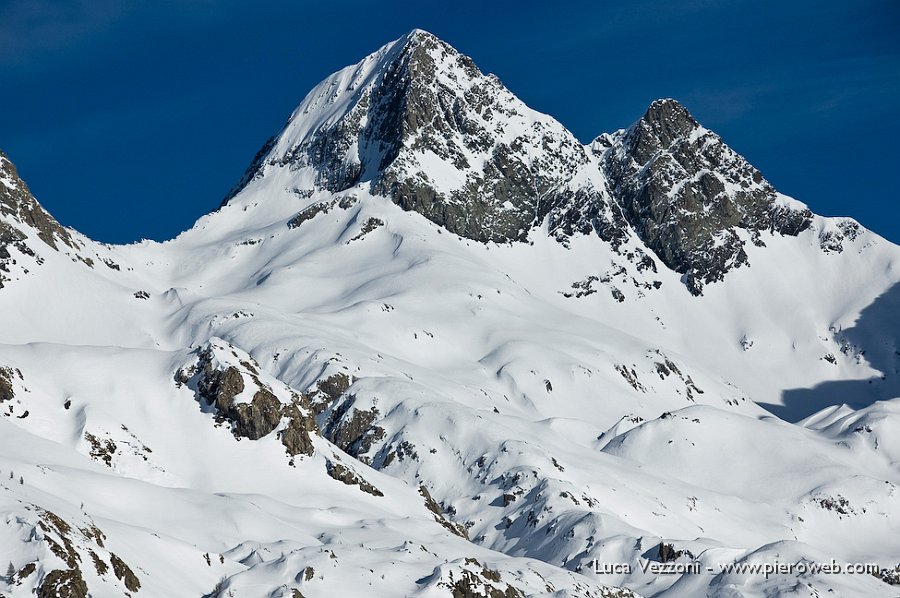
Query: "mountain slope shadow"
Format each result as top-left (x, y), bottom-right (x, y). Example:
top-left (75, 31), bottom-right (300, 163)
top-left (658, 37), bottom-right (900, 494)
top-left (762, 281), bottom-right (900, 422)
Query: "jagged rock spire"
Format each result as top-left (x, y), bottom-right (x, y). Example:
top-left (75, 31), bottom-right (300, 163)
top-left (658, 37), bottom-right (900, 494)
top-left (628, 98), bottom-right (700, 163)
top-left (599, 99), bottom-right (812, 294)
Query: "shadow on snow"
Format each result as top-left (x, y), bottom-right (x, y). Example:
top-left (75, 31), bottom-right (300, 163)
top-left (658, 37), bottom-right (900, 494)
top-left (762, 281), bottom-right (900, 422)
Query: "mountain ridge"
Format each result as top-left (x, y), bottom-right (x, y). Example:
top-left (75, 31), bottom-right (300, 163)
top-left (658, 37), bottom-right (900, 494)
top-left (222, 29), bottom-right (818, 295)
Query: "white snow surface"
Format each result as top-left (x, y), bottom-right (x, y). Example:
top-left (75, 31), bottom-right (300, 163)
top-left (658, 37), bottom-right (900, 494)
top-left (1, 30), bottom-right (899, 598)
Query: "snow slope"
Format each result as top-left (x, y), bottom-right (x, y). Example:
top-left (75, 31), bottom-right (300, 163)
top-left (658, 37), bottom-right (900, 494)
top-left (1, 30), bottom-right (899, 598)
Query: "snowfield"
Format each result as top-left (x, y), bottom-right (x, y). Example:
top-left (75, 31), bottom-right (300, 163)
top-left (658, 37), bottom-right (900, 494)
top-left (1, 30), bottom-right (899, 598)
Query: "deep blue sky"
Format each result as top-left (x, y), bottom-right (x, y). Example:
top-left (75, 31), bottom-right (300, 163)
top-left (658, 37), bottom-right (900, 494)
top-left (1, 0), bottom-right (898, 244)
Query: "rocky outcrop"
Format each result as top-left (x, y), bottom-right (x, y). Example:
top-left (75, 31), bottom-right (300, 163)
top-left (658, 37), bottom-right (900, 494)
top-left (306, 372), bottom-right (390, 463)
top-left (599, 99), bottom-right (813, 294)
top-left (0, 366), bottom-right (18, 403)
top-left (419, 485), bottom-right (468, 539)
top-left (176, 340), bottom-right (318, 457)
top-left (199, 363), bottom-right (282, 441)
top-left (178, 345), bottom-right (386, 463)
top-left (818, 218), bottom-right (861, 253)
top-left (325, 460), bottom-right (383, 497)
top-left (23, 509), bottom-right (139, 597)
top-left (110, 553), bottom-right (141, 592)
top-left (877, 565), bottom-right (900, 585)
top-left (0, 150), bottom-right (74, 251)
top-left (37, 568), bottom-right (88, 598)
top-left (428, 558), bottom-right (525, 598)
top-left (321, 394), bottom-right (385, 462)
top-left (657, 542), bottom-right (695, 563)
top-left (307, 372), bottom-right (353, 414)
top-left (304, 373), bottom-right (390, 465)
top-left (278, 402), bottom-right (318, 457)
top-left (287, 196), bottom-right (357, 229)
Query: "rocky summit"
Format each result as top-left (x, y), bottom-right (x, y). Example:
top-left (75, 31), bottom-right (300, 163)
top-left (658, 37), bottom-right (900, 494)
top-left (1, 30), bottom-right (899, 598)
top-left (228, 29), bottom-right (814, 295)
top-left (230, 30), bottom-right (624, 248)
top-left (598, 99), bottom-right (812, 294)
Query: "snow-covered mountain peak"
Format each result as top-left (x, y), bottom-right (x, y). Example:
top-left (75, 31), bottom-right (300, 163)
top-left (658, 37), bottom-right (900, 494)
top-left (219, 34), bottom-right (842, 296)
top-left (226, 28), bottom-right (482, 196)
top-left (626, 98), bottom-right (702, 163)
top-left (223, 30), bottom-right (629, 246)
top-left (599, 98), bottom-right (815, 294)
top-left (274, 27), bottom-right (470, 150)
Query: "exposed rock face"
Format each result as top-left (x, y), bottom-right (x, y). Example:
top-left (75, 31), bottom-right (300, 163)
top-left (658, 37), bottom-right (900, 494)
top-left (419, 485), bottom-right (468, 539)
top-left (307, 372), bottom-right (353, 415)
top-left (0, 220), bottom-right (27, 260)
top-left (818, 218), bottom-right (861, 253)
top-left (427, 558), bottom-right (525, 598)
top-left (229, 30), bottom-right (624, 247)
top-left (657, 541), bottom-right (694, 563)
top-left (198, 361), bottom-right (282, 441)
top-left (303, 373), bottom-right (390, 465)
top-left (598, 99), bottom-right (813, 294)
top-left (110, 553), bottom-right (141, 592)
top-left (321, 394), bottom-right (386, 463)
top-left (287, 196), bottom-right (357, 229)
top-left (0, 366), bottom-right (17, 402)
top-left (278, 403), bottom-right (318, 457)
top-left (325, 460), bottom-right (383, 496)
top-left (37, 568), bottom-right (88, 598)
top-left (176, 340), bottom-right (318, 457)
top-left (23, 509), bottom-right (138, 597)
top-left (0, 150), bottom-right (73, 251)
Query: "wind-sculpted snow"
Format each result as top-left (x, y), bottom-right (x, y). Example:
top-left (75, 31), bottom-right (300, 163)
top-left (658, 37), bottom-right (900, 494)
top-left (2, 30), bottom-right (900, 598)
